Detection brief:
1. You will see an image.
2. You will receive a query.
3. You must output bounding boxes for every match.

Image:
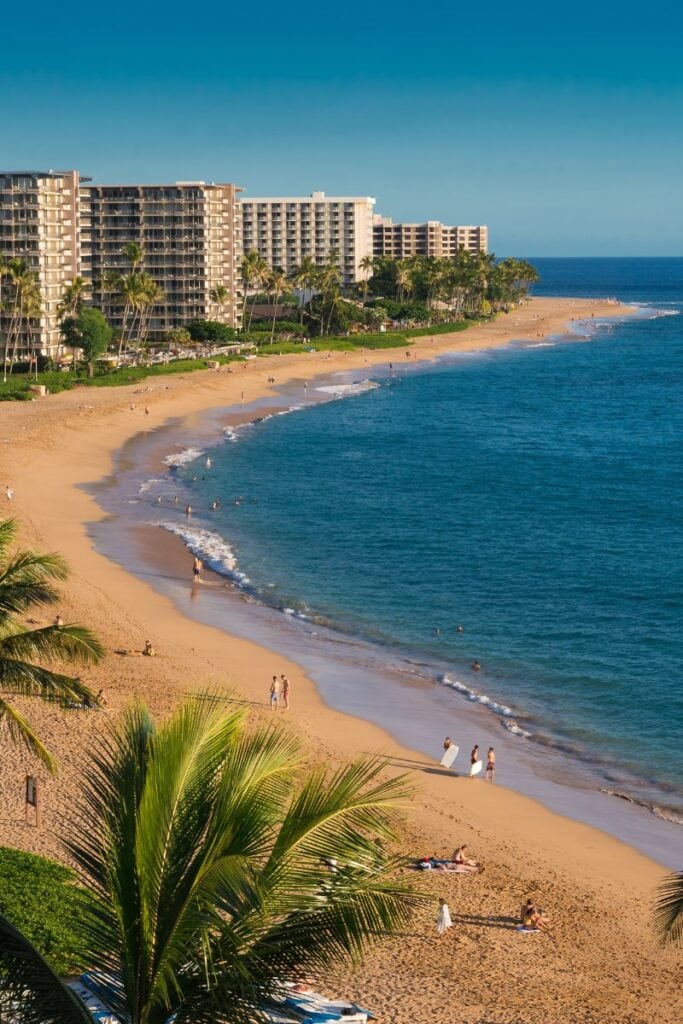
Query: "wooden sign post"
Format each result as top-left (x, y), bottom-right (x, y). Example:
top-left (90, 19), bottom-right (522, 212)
top-left (25, 775), bottom-right (40, 828)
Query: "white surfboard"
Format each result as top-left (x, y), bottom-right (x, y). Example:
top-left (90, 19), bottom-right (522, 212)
top-left (470, 760), bottom-right (483, 777)
top-left (440, 744), bottom-right (459, 769)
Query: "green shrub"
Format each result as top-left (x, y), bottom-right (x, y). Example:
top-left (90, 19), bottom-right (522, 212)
top-left (0, 846), bottom-right (86, 975)
top-left (187, 320), bottom-right (237, 343)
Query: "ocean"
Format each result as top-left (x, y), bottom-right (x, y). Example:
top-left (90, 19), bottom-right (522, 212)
top-left (94, 258), bottom-right (683, 855)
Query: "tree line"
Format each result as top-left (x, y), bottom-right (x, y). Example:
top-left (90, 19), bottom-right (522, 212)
top-left (1, 245), bottom-right (539, 377)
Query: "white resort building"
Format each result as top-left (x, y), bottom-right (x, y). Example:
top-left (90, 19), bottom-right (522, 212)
top-left (240, 192), bottom-right (376, 285)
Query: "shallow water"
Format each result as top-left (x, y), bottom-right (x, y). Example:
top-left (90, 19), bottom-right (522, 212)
top-left (160, 261), bottom-right (683, 817)
top-left (89, 260), bottom-right (683, 863)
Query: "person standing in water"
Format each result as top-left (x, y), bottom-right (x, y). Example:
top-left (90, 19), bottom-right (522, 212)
top-left (192, 556), bottom-right (203, 583)
top-left (486, 747), bottom-right (496, 782)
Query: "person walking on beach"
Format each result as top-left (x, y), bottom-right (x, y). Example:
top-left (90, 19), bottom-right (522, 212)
top-left (192, 556), bottom-right (202, 583)
top-left (281, 674), bottom-right (290, 709)
top-left (470, 745), bottom-right (481, 777)
top-left (436, 898), bottom-right (452, 936)
top-left (269, 675), bottom-right (279, 710)
top-left (5, 485), bottom-right (13, 501)
top-left (486, 747), bottom-right (496, 782)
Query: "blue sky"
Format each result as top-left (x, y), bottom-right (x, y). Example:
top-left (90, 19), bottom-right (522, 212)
top-left (3, 1), bottom-right (682, 254)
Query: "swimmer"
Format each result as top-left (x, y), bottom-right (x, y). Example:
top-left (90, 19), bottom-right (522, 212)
top-left (211, 500), bottom-right (219, 510)
top-left (471, 661), bottom-right (481, 671)
top-left (185, 505), bottom-right (193, 517)
top-left (457, 625), bottom-right (464, 634)
top-left (205, 457), bottom-right (212, 468)
top-left (156, 495), bottom-right (162, 504)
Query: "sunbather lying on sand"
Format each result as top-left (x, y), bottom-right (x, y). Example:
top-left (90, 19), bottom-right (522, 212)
top-left (453, 845), bottom-right (482, 872)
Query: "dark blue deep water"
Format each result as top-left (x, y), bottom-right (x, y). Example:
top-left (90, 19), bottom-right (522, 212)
top-left (173, 259), bottom-right (683, 809)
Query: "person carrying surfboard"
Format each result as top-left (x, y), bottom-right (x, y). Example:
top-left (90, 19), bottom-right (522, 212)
top-left (440, 738), bottom-right (460, 770)
top-left (470, 745), bottom-right (482, 777)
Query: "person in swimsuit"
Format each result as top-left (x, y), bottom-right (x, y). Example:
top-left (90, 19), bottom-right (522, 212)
top-left (453, 845), bottom-right (480, 873)
top-left (269, 676), bottom-right (279, 710)
top-left (281, 674), bottom-right (290, 708)
top-left (192, 557), bottom-right (202, 583)
top-left (470, 745), bottom-right (480, 767)
top-left (486, 747), bottom-right (496, 782)
top-left (443, 736), bottom-right (453, 751)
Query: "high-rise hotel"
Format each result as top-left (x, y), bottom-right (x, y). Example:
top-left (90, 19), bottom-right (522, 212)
top-left (81, 181), bottom-right (242, 338)
top-left (1, 170), bottom-right (489, 359)
top-left (1, 172), bottom-right (242, 356)
top-left (0, 170), bottom-right (83, 358)
top-left (373, 216), bottom-right (488, 260)
top-left (239, 192), bottom-right (376, 285)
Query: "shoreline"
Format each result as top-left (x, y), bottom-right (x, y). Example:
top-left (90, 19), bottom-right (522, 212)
top-left (2, 296), bottom-right (681, 1023)
top-left (87, 329), bottom-right (683, 866)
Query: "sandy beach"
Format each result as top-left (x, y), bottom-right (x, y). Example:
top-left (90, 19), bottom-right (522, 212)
top-left (1, 296), bottom-right (680, 1024)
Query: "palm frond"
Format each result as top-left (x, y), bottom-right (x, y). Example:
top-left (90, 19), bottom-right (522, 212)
top-left (0, 913), bottom-right (93, 1024)
top-left (654, 871), bottom-right (683, 946)
top-left (0, 624), bottom-right (104, 665)
top-left (0, 698), bottom-right (57, 771)
top-left (0, 551), bottom-right (70, 619)
top-left (0, 518), bottom-right (17, 558)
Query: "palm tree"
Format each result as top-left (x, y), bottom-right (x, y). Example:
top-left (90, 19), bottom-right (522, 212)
top-left (58, 278), bottom-right (90, 368)
top-left (137, 276), bottom-right (165, 352)
top-left (239, 251), bottom-right (263, 329)
top-left (3, 259), bottom-right (35, 380)
top-left (121, 241), bottom-right (143, 275)
top-left (210, 284), bottom-right (229, 321)
top-left (0, 254), bottom-right (8, 377)
top-left (290, 254), bottom-right (318, 325)
top-left (359, 255), bottom-right (375, 306)
top-left (0, 695), bottom-right (419, 1023)
top-left (246, 254), bottom-right (269, 332)
top-left (267, 269), bottom-right (289, 343)
top-left (0, 519), bottom-right (104, 770)
top-left (654, 872), bottom-right (683, 946)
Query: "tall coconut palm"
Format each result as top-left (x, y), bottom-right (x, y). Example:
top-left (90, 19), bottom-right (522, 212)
top-left (246, 254), bottom-right (269, 332)
top-left (267, 269), bottom-right (289, 343)
top-left (654, 872), bottom-right (683, 947)
top-left (290, 254), bottom-right (318, 324)
top-left (210, 284), bottom-right (229, 327)
top-left (0, 519), bottom-right (104, 771)
top-left (239, 251), bottom-right (262, 328)
top-left (0, 695), bottom-right (419, 1023)
top-left (359, 254), bottom-right (375, 306)
top-left (58, 278), bottom-right (90, 368)
top-left (0, 254), bottom-right (8, 377)
top-left (137, 276), bottom-right (165, 352)
top-left (3, 259), bottom-right (34, 380)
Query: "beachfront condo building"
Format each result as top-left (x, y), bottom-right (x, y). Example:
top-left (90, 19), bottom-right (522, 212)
top-left (373, 216), bottom-right (488, 259)
top-left (81, 181), bottom-right (243, 339)
top-left (239, 192), bottom-right (376, 285)
top-left (0, 170), bottom-right (83, 360)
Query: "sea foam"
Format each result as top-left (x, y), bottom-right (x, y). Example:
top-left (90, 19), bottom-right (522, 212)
top-left (158, 522), bottom-right (250, 586)
top-left (163, 446), bottom-right (205, 468)
top-left (439, 674), bottom-right (532, 737)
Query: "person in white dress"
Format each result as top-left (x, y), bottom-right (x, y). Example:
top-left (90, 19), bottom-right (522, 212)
top-left (436, 898), bottom-right (452, 935)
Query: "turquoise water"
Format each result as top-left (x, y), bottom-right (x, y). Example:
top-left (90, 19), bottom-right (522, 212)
top-left (163, 260), bottom-right (683, 813)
